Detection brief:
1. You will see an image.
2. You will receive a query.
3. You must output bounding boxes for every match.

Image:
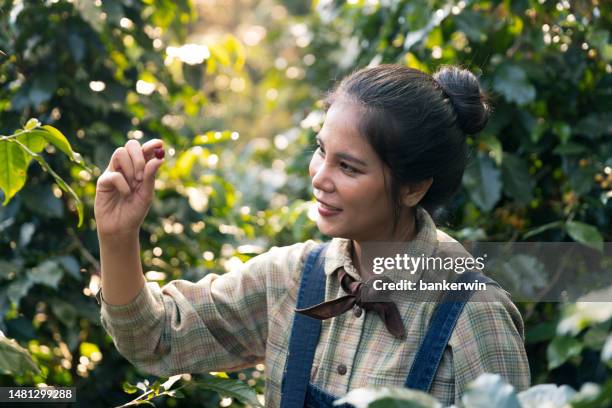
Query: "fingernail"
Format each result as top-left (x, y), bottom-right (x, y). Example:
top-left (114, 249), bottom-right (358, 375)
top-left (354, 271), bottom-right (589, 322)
top-left (136, 171), bottom-right (143, 181)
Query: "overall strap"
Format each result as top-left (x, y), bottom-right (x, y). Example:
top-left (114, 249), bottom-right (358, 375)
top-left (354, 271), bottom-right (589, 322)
top-left (404, 271), bottom-right (499, 392)
top-left (280, 243), bottom-right (329, 408)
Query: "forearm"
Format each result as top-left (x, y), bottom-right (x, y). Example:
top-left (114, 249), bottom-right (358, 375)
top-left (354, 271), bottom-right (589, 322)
top-left (99, 277), bottom-right (265, 377)
top-left (97, 241), bottom-right (304, 377)
top-left (98, 230), bottom-right (146, 305)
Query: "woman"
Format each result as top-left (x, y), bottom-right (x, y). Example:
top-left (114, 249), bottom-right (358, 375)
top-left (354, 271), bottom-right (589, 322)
top-left (94, 64), bottom-right (530, 407)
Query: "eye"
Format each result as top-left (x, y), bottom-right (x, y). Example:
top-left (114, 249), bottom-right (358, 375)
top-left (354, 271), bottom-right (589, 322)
top-left (340, 161), bottom-right (358, 174)
top-left (315, 143), bottom-right (325, 156)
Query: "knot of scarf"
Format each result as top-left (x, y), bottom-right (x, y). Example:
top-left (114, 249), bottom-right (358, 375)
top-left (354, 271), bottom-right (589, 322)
top-left (295, 269), bottom-right (406, 339)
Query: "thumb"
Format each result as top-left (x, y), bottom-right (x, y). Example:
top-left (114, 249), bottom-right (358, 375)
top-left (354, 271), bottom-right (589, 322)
top-left (141, 158), bottom-right (163, 198)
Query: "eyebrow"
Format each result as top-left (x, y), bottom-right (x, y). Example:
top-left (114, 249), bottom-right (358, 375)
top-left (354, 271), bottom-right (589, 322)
top-left (316, 136), bottom-right (368, 167)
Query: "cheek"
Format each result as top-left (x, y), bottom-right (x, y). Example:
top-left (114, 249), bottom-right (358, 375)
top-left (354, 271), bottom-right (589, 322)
top-left (350, 178), bottom-right (390, 212)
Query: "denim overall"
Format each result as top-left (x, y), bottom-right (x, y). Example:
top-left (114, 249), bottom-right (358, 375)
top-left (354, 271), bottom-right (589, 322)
top-left (280, 243), bottom-right (500, 408)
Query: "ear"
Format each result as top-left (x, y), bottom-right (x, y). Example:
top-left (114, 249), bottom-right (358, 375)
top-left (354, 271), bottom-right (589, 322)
top-left (400, 177), bottom-right (433, 207)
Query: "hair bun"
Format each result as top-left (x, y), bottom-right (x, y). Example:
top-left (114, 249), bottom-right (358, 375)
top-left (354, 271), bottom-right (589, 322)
top-left (432, 66), bottom-right (491, 135)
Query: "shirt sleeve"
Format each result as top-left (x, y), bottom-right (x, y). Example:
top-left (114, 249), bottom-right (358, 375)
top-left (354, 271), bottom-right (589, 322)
top-left (448, 285), bottom-right (531, 403)
top-left (97, 241), bottom-right (313, 377)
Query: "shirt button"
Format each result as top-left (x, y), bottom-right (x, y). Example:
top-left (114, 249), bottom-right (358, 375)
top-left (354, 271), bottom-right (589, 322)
top-left (353, 305), bottom-right (363, 317)
top-left (337, 364), bottom-right (347, 375)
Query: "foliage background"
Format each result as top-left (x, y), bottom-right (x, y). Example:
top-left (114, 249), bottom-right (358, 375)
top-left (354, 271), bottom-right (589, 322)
top-left (0, 0), bottom-right (610, 406)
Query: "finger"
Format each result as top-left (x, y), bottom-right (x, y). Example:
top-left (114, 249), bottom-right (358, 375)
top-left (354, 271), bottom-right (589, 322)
top-left (110, 147), bottom-right (136, 188)
top-left (142, 139), bottom-right (164, 161)
top-left (125, 140), bottom-right (146, 182)
top-left (140, 158), bottom-right (164, 199)
top-left (97, 171), bottom-right (131, 197)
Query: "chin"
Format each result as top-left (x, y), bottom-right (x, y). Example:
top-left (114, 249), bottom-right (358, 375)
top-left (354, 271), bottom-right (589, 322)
top-left (316, 218), bottom-right (343, 238)
top-left (315, 218), bottom-right (353, 239)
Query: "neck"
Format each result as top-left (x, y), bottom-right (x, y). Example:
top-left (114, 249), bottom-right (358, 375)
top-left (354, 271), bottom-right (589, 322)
top-left (351, 207), bottom-right (419, 281)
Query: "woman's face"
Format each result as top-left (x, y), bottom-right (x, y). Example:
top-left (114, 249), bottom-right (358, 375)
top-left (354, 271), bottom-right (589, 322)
top-left (309, 100), bottom-right (398, 241)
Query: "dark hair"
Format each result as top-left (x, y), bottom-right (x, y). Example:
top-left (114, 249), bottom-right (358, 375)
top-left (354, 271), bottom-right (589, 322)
top-left (324, 64), bottom-right (491, 228)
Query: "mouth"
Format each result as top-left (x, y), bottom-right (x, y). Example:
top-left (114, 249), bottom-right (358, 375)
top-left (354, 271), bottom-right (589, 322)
top-left (316, 199), bottom-right (342, 217)
top-left (317, 199), bottom-right (342, 211)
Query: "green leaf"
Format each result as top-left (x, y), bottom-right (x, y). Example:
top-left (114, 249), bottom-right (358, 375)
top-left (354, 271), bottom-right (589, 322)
top-left (74, 0), bottom-right (104, 32)
top-left (522, 221), bottom-right (563, 239)
top-left (170, 149), bottom-right (199, 179)
top-left (19, 222), bottom-right (35, 247)
top-left (14, 139), bottom-right (84, 227)
top-left (209, 43), bottom-right (231, 67)
top-left (565, 221), bottom-right (603, 252)
top-left (547, 336), bottom-right (583, 370)
top-left (0, 334), bottom-right (40, 376)
top-left (0, 140), bottom-right (28, 205)
top-left (29, 260), bottom-right (64, 289)
top-left (552, 122), bottom-right (572, 144)
top-left (553, 143), bottom-right (588, 155)
top-left (16, 130), bottom-right (48, 160)
top-left (292, 209), bottom-right (309, 242)
top-left (462, 152), bottom-right (502, 212)
top-left (496, 254), bottom-right (548, 298)
top-left (196, 377), bottom-right (263, 408)
top-left (461, 373), bottom-right (521, 408)
top-left (501, 153), bottom-right (534, 205)
top-left (56, 255), bottom-right (81, 281)
top-left (569, 166), bottom-right (597, 196)
top-left (530, 119), bottom-right (547, 144)
top-left (402, 3), bottom-right (452, 51)
top-left (573, 112), bottom-right (612, 139)
top-left (49, 298), bottom-right (78, 328)
top-left (454, 10), bottom-right (490, 43)
top-left (525, 321), bottom-right (557, 344)
top-left (583, 324), bottom-right (611, 350)
top-left (478, 134), bottom-right (503, 165)
top-left (24, 118), bottom-right (40, 130)
top-left (6, 276), bottom-right (34, 305)
top-left (40, 125), bottom-right (78, 162)
top-left (123, 381), bottom-right (139, 394)
top-left (404, 52), bottom-right (429, 73)
top-left (150, 379), bottom-right (162, 394)
top-left (493, 64), bottom-right (536, 106)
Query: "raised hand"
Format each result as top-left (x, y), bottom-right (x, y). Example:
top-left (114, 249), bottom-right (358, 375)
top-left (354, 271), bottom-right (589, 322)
top-left (94, 139), bottom-right (164, 237)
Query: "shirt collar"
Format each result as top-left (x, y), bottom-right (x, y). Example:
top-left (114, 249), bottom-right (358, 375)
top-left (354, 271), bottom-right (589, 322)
top-left (323, 205), bottom-right (439, 282)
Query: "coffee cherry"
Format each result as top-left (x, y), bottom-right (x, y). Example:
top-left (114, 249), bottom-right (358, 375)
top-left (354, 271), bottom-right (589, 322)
top-left (154, 147), bottom-right (165, 159)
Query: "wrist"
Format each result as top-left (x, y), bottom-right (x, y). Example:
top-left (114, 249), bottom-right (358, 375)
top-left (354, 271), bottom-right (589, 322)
top-left (98, 228), bottom-right (140, 243)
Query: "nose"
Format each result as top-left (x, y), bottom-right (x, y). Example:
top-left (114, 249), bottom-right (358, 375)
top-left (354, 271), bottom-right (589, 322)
top-left (310, 155), bottom-right (334, 194)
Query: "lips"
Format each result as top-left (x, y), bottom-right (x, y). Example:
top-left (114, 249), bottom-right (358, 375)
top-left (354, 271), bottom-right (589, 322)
top-left (317, 199), bottom-right (342, 211)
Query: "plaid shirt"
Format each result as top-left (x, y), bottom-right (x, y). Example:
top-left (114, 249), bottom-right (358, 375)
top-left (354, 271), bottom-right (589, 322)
top-left (98, 206), bottom-right (530, 407)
